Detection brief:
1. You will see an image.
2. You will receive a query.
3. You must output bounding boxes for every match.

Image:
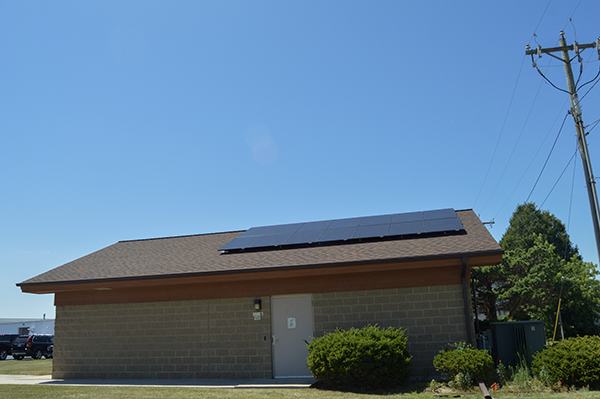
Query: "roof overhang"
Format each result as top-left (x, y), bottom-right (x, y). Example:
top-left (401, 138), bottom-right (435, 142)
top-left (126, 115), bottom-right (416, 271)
top-left (18, 251), bottom-right (502, 303)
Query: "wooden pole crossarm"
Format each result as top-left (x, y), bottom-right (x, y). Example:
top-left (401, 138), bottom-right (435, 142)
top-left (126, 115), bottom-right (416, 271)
top-left (525, 42), bottom-right (597, 56)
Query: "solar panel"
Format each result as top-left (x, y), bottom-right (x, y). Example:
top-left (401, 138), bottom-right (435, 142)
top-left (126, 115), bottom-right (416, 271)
top-left (298, 220), bottom-right (332, 231)
top-left (253, 233), bottom-right (294, 247)
top-left (285, 230), bottom-right (324, 245)
top-left (353, 224), bottom-right (391, 239)
top-left (318, 227), bottom-right (357, 243)
top-left (425, 217), bottom-right (464, 233)
top-left (389, 221), bottom-right (426, 236)
top-left (218, 208), bottom-right (465, 252)
top-left (423, 208), bottom-right (456, 220)
top-left (391, 212), bottom-right (423, 223)
top-left (329, 217), bottom-right (361, 229)
top-left (359, 214), bottom-right (392, 226)
top-left (269, 223), bottom-right (303, 235)
top-left (219, 235), bottom-right (262, 251)
top-left (244, 226), bottom-right (276, 236)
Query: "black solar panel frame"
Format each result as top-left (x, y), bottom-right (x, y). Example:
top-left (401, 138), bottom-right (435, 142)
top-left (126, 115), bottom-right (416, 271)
top-left (218, 208), bottom-right (465, 252)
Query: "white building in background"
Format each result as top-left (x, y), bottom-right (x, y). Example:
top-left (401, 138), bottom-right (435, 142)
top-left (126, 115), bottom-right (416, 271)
top-left (0, 318), bottom-right (54, 335)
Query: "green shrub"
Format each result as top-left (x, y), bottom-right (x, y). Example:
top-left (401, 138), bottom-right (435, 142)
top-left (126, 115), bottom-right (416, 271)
top-left (306, 325), bottom-right (411, 389)
top-left (531, 335), bottom-right (600, 388)
top-left (433, 342), bottom-right (494, 388)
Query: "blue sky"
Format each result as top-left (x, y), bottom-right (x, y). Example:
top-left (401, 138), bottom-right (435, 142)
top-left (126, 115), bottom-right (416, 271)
top-left (2, 1), bottom-right (599, 319)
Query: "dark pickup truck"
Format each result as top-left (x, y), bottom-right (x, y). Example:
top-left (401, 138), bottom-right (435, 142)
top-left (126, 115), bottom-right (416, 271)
top-left (0, 334), bottom-right (20, 360)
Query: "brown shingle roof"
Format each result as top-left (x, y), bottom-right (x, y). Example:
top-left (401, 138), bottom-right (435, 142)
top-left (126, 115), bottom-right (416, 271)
top-left (18, 209), bottom-right (502, 287)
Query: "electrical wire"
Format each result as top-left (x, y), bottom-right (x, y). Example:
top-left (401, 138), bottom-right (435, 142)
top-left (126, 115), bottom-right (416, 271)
top-left (476, 1), bottom-right (554, 210)
top-left (565, 18), bottom-right (578, 44)
top-left (493, 101), bottom-right (570, 219)
top-left (578, 67), bottom-right (600, 92)
top-left (533, 17), bottom-right (597, 96)
top-left (528, 0), bottom-right (552, 47)
top-left (579, 47), bottom-right (600, 101)
top-left (575, 60), bottom-right (584, 89)
top-left (483, 1), bottom-right (590, 219)
top-left (580, 74), bottom-right (600, 102)
top-left (587, 119), bottom-right (600, 133)
top-left (472, 55), bottom-right (526, 209)
top-left (493, 155), bottom-right (542, 220)
top-left (540, 149), bottom-right (578, 208)
top-left (479, 67), bottom-right (547, 214)
top-left (562, 1), bottom-right (583, 32)
top-left (571, 18), bottom-right (585, 89)
top-left (536, 67), bottom-right (571, 94)
top-left (526, 113), bottom-right (570, 202)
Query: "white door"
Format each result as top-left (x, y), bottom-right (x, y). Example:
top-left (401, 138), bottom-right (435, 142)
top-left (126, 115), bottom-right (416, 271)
top-left (271, 295), bottom-right (314, 378)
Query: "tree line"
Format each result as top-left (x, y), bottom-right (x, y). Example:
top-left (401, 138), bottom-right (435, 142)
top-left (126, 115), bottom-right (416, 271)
top-left (472, 202), bottom-right (600, 338)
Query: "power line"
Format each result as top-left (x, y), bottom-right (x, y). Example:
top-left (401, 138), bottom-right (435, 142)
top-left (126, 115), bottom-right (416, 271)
top-left (481, 5), bottom-right (593, 222)
top-left (526, 112), bottom-right (570, 202)
top-left (473, 0), bottom-right (552, 210)
top-left (540, 149), bottom-right (578, 208)
top-left (561, 1), bottom-right (584, 33)
top-left (528, 0), bottom-right (552, 46)
top-left (476, 1), bottom-right (554, 210)
top-left (475, 0), bottom-right (556, 211)
top-left (472, 55), bottom-right (526, 210)
top-left (479, 69), bottom-right (547, 214)
top-left (493, 102), bottom-right (569, 219)
top-left (580, 74), bottom-right (600, 101)
top-left (587, 119), bottom-right (600, 133)
top-left (579, 49), bottom-right (600, 100)
top-left (534, 65), bottom-right (570, 94)
top-left (578, 67), bottom-right (600, 92)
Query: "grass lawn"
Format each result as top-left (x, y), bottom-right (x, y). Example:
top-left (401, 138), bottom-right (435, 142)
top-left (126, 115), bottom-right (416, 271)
top-left (0, 359), bottom-right (597, 399)
top-left (0, 358), bottom-right (52, 375)
top-left (0, 385), bottom-right (599, 399)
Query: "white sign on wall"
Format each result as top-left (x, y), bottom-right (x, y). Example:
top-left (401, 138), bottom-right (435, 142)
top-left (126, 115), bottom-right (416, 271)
top-left (287, 317), bottom-right (296, 329)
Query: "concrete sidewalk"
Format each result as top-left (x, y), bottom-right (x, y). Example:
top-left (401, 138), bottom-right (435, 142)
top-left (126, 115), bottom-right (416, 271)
top-left (0, 374), bottom-right (315, 388)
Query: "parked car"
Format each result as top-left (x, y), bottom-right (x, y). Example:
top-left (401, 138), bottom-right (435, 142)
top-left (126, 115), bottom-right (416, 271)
top-left (11, 334), bottom-right (53, 360)
top-left (0, 334), bottom-right (20, 360)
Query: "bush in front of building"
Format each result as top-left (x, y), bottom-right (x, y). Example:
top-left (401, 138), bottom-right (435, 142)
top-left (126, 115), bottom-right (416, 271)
top-left (531, 335), bottom-right (600, 389)
top-left (306, 325), bottom-right (411, 389)
top-left (433, 342), bottom-right (494, 388)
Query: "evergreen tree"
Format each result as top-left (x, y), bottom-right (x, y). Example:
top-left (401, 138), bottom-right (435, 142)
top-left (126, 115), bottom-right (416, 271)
top-left (472, 203), bottom-right (600, 338)
top-left (499, 202), bottom-right (579, 260)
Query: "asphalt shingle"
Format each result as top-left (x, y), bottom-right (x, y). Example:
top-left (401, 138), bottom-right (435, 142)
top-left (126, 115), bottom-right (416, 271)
top-left (18, 209), bottom-right (501, 287)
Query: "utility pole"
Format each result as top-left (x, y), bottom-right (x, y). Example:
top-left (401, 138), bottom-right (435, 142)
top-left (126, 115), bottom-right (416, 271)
top-left (526, 32), bottom-right (600, 261)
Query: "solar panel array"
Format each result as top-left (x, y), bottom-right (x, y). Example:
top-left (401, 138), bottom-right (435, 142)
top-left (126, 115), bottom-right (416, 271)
top-left (219, 208), bottom-right (465, 252)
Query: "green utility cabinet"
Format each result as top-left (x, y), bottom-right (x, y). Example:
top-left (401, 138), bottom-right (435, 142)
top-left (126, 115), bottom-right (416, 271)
top-left (490, 321), bottom-right (545, 367)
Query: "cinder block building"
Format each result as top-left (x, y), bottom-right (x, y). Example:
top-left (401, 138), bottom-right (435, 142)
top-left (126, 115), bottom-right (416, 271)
top-left (17, 208), bottom-right (502, 380)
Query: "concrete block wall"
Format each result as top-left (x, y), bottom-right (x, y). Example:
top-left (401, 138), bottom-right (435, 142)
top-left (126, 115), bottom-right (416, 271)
top-left (52, 285), bottom-right (470, 379)
top-left (53, 297), bottom-right (272, 379)
top-left (313, 284), bottom-right (469, 378)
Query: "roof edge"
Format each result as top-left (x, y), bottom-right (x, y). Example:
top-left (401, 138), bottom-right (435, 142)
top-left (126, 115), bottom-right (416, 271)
top-left (17, 248), bottom-right (503, 290)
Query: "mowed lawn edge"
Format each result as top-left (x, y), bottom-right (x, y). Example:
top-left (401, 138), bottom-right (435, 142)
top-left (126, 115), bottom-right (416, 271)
top-left (0, 358), bottom-right (52, 375)
top-left (0, 359), bottom-right (599, 399)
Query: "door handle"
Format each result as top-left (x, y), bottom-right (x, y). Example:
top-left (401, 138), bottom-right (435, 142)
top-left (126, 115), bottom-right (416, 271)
top-left (272, 335), bottom-right (278, 345)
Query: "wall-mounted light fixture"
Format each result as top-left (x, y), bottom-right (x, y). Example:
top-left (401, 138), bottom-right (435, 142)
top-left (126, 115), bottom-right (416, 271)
top-left (254, 299), bottom-right (262, 311)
